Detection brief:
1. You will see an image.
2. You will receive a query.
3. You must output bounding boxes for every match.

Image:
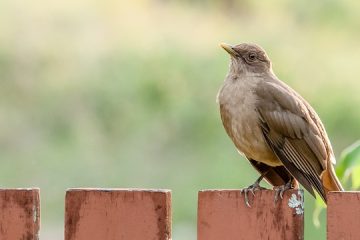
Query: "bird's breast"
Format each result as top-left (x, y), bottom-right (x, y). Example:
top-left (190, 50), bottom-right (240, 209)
top-left (218, 76), bottom-right (281, 166)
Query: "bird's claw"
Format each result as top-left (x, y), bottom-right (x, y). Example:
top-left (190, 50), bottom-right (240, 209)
top-left (273, 181), bottom-right (293, 203)
top-left (241, 182), bottom-right (266, 207)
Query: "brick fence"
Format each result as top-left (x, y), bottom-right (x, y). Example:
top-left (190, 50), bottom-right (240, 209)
top-left (0, 188), bottom-right (358, 239)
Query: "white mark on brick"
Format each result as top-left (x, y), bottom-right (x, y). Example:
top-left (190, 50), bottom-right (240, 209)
top-left (288, 189), bottom-right (304, 215)
top-left (33, 204), bottom-right (37, 223)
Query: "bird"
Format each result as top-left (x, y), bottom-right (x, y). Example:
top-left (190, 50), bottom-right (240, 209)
top-left (217, 42), bottom-right (343, 206)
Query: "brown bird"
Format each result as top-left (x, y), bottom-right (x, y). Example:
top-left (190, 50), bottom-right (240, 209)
top-left (217, 42), bottom-right (343, 206)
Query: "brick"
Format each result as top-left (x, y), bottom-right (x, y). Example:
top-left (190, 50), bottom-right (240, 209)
top-left (327, 191), bottom-right (360, 240)
top-left (0, 188), bottom-right (40, 240)
top-left (65, 188), bottom-right (171, 240)
top-left (198, 189), bottom-right (304, 240)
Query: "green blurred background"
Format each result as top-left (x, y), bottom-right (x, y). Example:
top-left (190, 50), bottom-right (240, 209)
top-left (1, 0), bottom-right (360, 238)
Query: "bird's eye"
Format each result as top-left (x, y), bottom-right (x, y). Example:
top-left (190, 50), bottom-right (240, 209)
top-left (248, 53), bottom-right (257, 61)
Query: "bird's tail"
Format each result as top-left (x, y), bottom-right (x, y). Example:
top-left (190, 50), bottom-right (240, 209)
top-left (321, 164), bottom-right (344, 199)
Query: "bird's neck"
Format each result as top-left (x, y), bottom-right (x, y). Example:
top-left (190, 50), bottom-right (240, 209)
top-left (230, 70), bottom-right (274, 79)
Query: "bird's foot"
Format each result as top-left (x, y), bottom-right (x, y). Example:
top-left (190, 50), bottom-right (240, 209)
top-left (241, 182), bottom-right (267, 208)
top-left (273, 180), bottom-right (293, 203)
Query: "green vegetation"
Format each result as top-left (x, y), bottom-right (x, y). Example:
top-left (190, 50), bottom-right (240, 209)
top-left (314, 141), bottom-right (360, 227)
top-left (0, 0), bottom-right (359, 239)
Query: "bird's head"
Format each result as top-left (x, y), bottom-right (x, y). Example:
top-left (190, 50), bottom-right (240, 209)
top-left (220, 43), bottom-right (272, 75)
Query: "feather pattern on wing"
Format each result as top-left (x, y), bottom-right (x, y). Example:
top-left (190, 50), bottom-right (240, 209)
top-left (256, 81), bottom-right (330, 201)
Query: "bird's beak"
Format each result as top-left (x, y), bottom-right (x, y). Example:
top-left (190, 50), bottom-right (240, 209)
top-left (220, 43), bottom-right (237, 56)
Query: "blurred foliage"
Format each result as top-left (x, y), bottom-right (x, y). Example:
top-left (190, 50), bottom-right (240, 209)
top-left (336, 141), bottom-right (360, 186)
top-left (314, 141), bottom-right (360, 227)
top-left (0, 0), bottom-right (360, 239)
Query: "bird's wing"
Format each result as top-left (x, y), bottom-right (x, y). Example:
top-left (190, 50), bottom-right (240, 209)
top-left (256, 81), bottom-right (328, 200)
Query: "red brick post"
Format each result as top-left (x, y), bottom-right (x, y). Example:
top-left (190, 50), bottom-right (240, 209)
top-left (198, 189), bottom-right (304, 240)
top-left (0, 188), bottom-right (40, 239)
top-left (327, 191), bottom-right (360, 240)
top-left (65, 188), bottom-right (171, 240)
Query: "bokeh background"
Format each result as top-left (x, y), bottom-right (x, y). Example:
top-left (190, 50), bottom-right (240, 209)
top-left (1, 0), bottom-right (360, 239)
